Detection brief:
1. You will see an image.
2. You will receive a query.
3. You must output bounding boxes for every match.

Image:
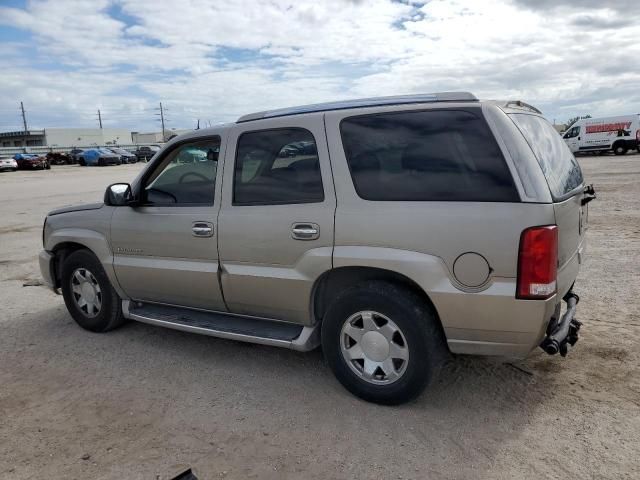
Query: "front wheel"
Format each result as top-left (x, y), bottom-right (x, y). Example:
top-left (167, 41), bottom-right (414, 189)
top-left (613, 142), bottom-right (628, 155)
top-left (321, 281), bottom-right (447, 405)
top-left (60, 249), bottom-right (125, 332)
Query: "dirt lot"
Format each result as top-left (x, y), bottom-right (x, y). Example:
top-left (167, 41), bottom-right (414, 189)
top-left (0, 156), bottom-right (639, 479)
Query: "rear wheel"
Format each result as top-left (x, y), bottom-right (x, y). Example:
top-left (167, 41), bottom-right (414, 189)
top-left (321, 281), bottom-right (447, 405)
top-left (79, 158), bottom-right (86, 166)
top-left (60, 249), bottom-right (125, 332)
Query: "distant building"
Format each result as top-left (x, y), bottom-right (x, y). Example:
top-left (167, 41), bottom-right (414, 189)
top-left (0, 128), bottom-right (133, 147)
top-left (0, 129), bottom-right (45, 147)
top-left (131, 128), bottom-right (191, 144)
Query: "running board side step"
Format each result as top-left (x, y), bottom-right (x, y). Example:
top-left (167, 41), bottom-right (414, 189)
top-left (122, 301), bottom-right (320, 352)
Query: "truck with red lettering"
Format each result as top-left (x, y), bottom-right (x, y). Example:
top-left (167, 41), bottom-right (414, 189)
top-left (562, 114), bottom-right (640, 155)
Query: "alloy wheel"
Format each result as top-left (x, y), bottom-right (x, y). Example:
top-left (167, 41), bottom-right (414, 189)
top-left (70, 268), bottom-right (102, 318)
top-left (340, 310), bottom-right (409, 385)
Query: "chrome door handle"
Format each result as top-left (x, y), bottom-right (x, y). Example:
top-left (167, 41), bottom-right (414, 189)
top-left (192, 222), bottom-right (214, 237)
top-left (291, 223), bottom-right (319, 240)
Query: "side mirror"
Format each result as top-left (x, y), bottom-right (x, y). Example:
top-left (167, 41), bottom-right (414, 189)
top-left (105, 183), bottom-right (133, 206)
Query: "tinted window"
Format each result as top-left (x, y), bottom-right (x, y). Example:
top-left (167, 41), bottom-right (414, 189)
top-left (233, 128), bottom-right (324, 205)
top-left (144, 139), bottom-right (219, 205)
top-left (340, 110), bottom-right (519, 202)
top-left (510, 114), bottom-right (583, 199)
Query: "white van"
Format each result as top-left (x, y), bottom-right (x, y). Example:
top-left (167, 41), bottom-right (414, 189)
top-left (563, 114), bottom-right (640, 155)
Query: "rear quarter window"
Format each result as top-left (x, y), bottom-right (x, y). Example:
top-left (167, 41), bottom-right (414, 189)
top-left (339, 109), bottom-right (519, 202)
top-left (509, 113), bottom-right (584, 200)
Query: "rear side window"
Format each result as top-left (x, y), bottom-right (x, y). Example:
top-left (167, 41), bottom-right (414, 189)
top-left (233, 128), bottom-right (324, 205)
top-left (339, 110), bottom-right (519, 202)
top-left (510, 114), bottom-right (583, 199)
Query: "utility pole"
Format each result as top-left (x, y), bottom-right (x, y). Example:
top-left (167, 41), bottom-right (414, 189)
top-left (20, 101), bottom-right (28, 132)
top-left (97, 109), bottom-right (103, 129)
top-left (158, 102), bottom-right (166, 141)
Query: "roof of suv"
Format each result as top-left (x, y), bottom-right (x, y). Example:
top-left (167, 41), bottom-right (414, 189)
top-left (236, 91), bottom-right (479, 123)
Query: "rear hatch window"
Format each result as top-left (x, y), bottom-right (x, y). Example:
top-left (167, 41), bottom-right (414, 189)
top-left (509, 113), bottom-right (584, 200)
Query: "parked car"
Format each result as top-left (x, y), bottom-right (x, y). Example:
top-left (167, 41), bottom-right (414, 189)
top-left (78, 148), bottom-right (122, 166)
top-left (107, 147), bottom-right (137, 164)
top-left (134, 145), bottom-right (161, 162)
top-left (46, 151), bottom-right (73, 165)
top-left (563, 114), bottom-right (640, 155)
top-left (39, 92), bottom-right (594, 405)
top-left (69, 149), bottom-right (85, 163)
top-left (0, 156), bottom-right (18, 172)
top-left (14, 153), bottom-right (50, 170)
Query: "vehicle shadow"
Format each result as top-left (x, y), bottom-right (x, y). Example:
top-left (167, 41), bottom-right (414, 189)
top-left (3, 306), bottom-right (562, 479)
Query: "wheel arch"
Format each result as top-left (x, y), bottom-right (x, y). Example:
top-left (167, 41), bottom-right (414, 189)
top-left (311, 265), bottom-right (444, 336)
top-left (46, 230), bottom-right (125, 297)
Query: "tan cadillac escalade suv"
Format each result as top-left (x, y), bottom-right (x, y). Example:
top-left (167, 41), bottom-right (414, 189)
top-left (39, 93), bottom-right (594, 404)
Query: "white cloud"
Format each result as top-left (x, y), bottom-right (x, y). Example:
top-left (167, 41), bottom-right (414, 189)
top-left (0, 0), bottom-right (638, 132)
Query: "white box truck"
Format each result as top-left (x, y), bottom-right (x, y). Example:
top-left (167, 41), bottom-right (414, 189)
top-left (563, 114), bottom-right (640, 155)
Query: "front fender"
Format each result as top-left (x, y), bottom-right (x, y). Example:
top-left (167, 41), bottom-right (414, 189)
top-left (46, 228), bottom-right (127, 299)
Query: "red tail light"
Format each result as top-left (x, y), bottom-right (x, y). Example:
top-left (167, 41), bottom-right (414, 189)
top-left (517, 225), bottom-right (558, 299)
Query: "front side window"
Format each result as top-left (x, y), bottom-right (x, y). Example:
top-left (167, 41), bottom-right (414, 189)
top-left (563, 126), bottom-right (580, 139)
top-left (144, 139), bottom-right (220, 205)
top-left (510, 114), bottom-right (584, 199)
top-left (340, 109), bottom-right (519, 202)
top-left (233, 128), bottom-right (324, 205)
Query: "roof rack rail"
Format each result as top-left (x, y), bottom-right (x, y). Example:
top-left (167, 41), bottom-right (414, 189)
top-left (504, 100), bottom-right (542, 115)
top-left (237, 92), bottom-right (478, 123)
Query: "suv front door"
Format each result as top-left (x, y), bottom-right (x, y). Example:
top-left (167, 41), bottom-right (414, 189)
top-left (218, 116), bottom-right (336, 324)
top-left (110, 134), bottom-right (226, 311)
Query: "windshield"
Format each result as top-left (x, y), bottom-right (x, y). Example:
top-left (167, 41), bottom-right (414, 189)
top-left (509, 113), bottom-right (584, 199)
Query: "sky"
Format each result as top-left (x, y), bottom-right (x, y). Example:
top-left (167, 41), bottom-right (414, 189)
top-left (0, 0), bottom-right (639, 133)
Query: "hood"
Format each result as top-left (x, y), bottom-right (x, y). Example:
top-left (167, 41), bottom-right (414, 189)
top-left (48, 202), bottom-right (104, 216)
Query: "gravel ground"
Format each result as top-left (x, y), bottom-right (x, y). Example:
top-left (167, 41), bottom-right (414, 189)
top-left (0, 155), bottom-right (639, 479)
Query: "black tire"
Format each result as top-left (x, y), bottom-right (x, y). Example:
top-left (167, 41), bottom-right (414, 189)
top-left (321, 281), bottom-right (447, 405)
top-left (45, 162), bottom-right (51, 170)
top-left (613, 142), bottom-right (627, 156)
top-left (60, 249), bottom-right (125, 333)
top-left (79, 158), bottom-right (86, 166)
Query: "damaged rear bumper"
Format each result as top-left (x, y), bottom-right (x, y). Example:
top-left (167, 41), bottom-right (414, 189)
top-left (540, 291), bottom-right (581, 356)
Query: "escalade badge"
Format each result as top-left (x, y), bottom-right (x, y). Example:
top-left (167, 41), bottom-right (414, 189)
top-left (116, 247), bottom-right (143, 254)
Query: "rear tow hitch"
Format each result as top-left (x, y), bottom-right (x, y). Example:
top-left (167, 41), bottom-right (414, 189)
top-left (540, 292), bottom-right (582, 357)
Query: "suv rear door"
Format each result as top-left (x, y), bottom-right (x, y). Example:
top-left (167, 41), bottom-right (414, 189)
top-left (217, 115), bottom-right (335, 324)
top-left (509, 113), bottom-right (587, 297)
